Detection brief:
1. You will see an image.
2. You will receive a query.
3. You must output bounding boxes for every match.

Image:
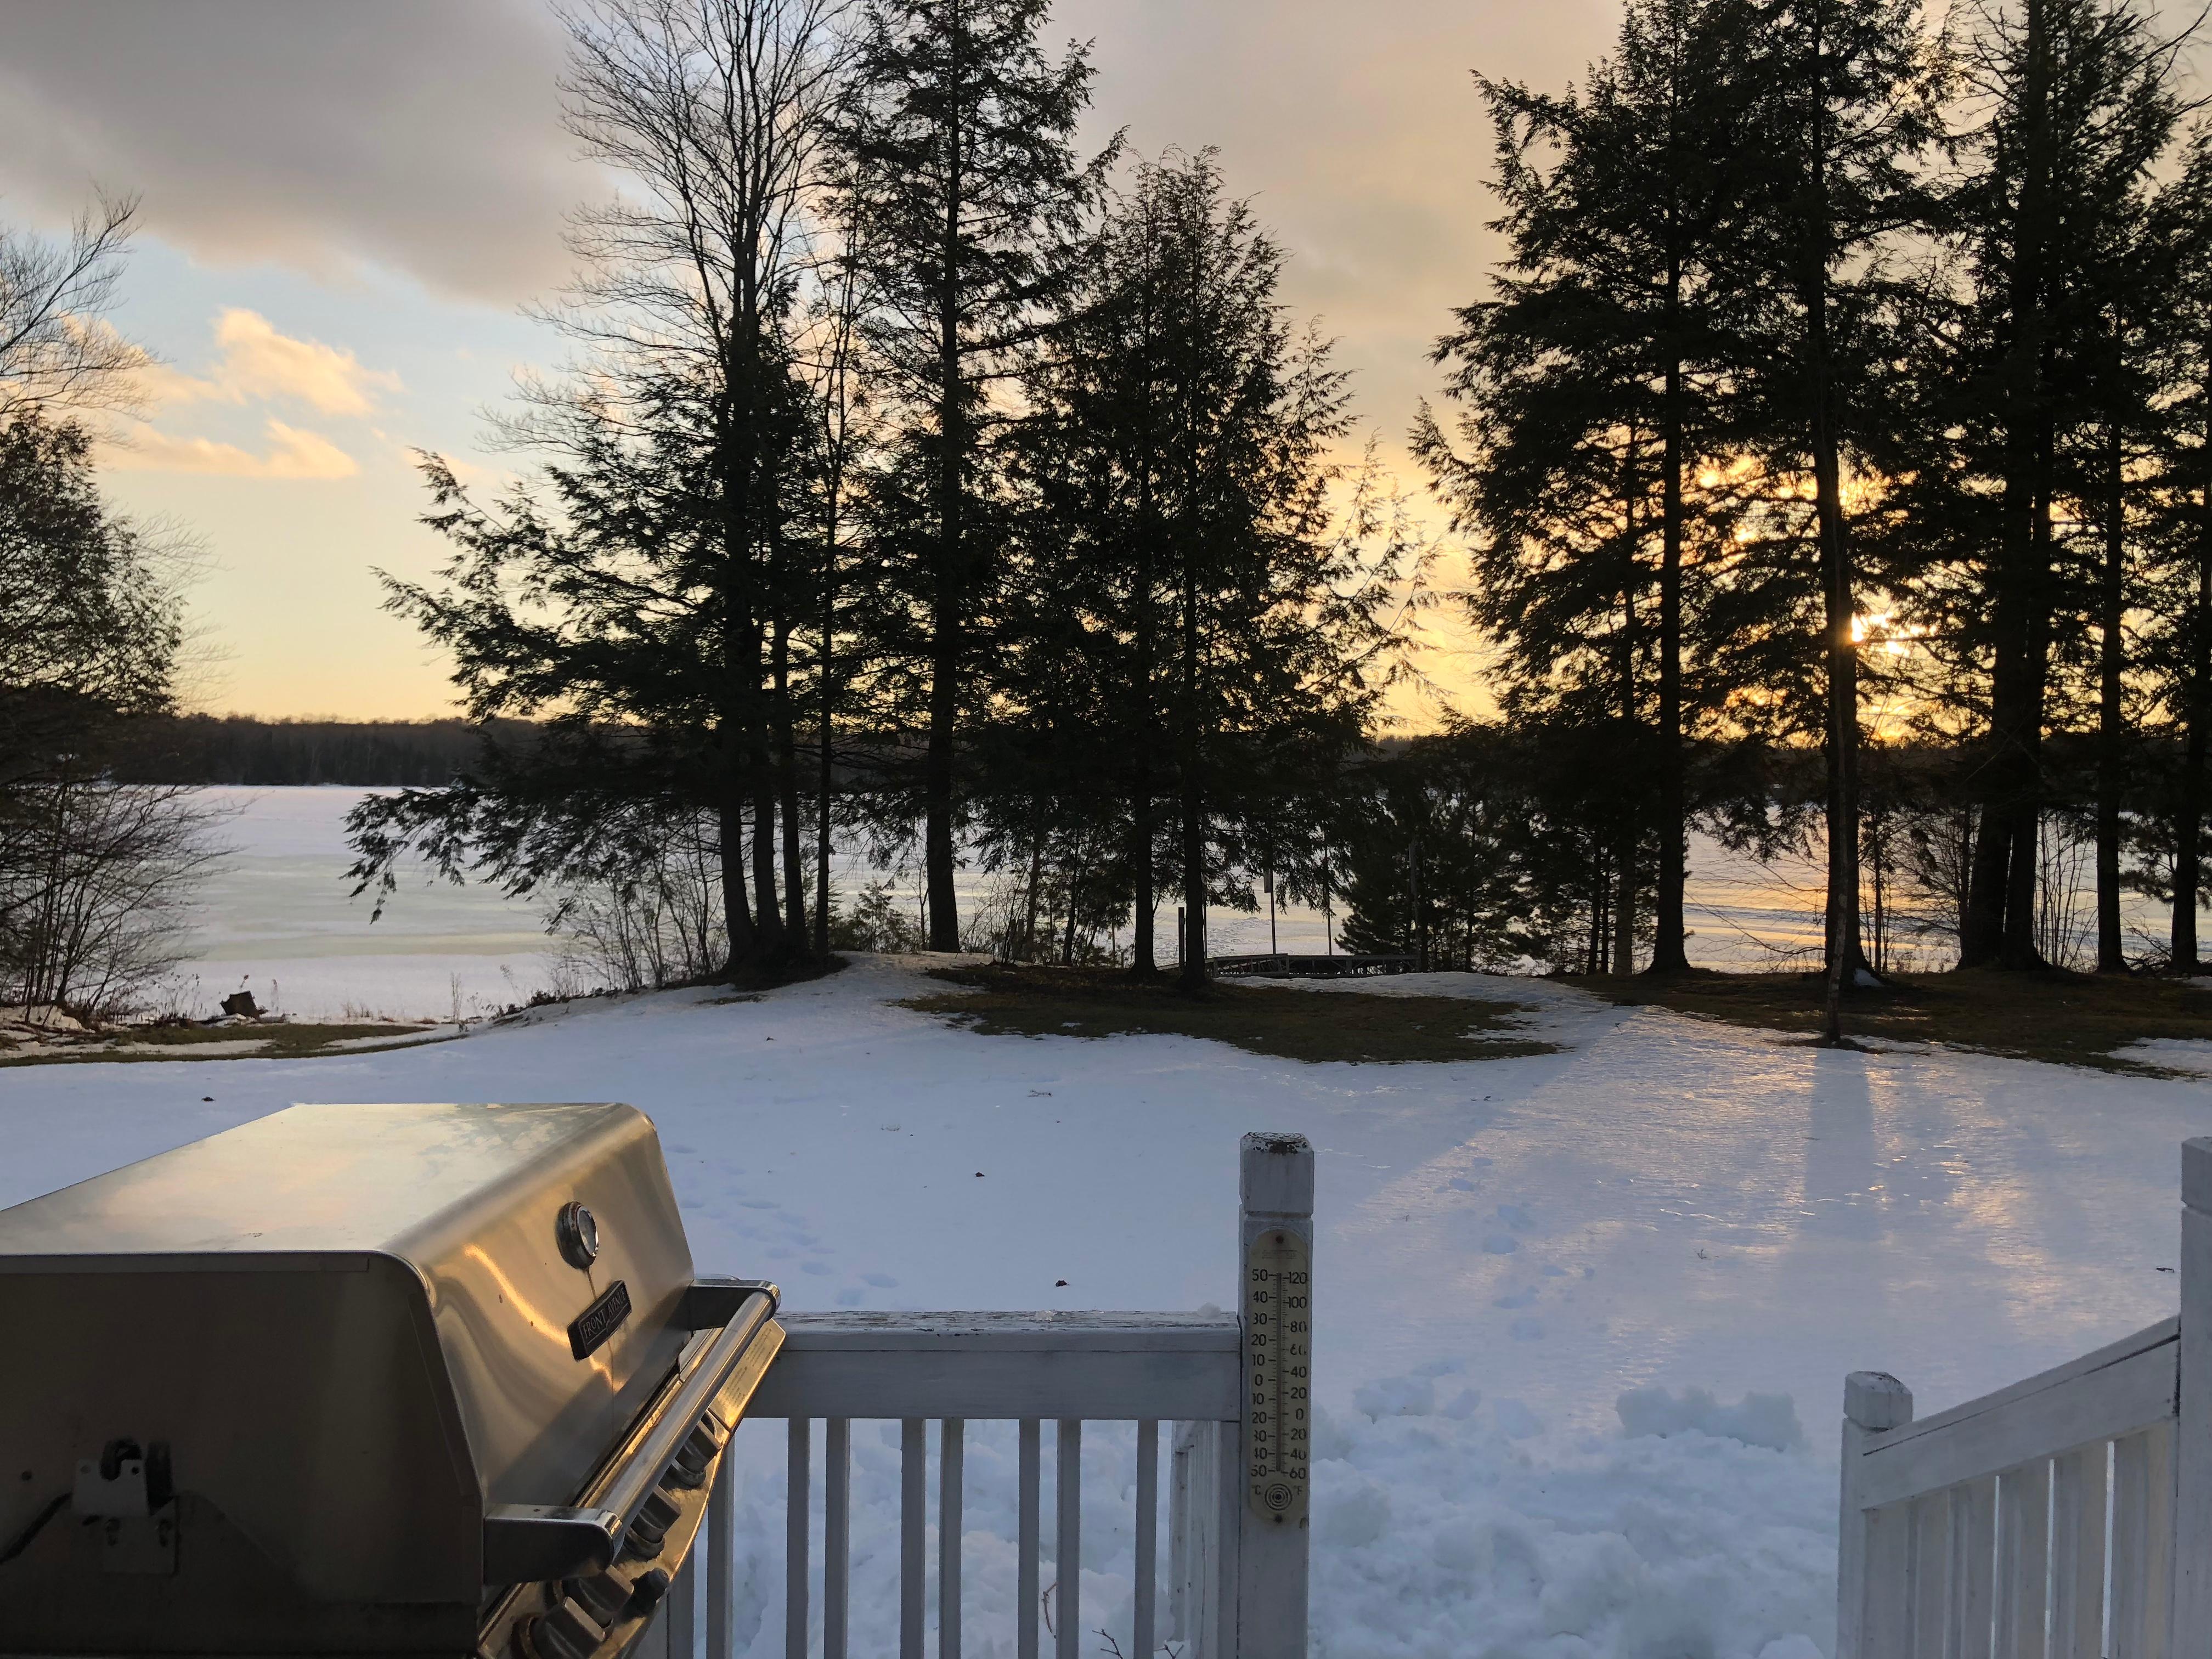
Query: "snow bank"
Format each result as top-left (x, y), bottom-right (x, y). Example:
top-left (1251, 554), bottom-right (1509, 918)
top-left (1306, 1387), bottom-right (1833, 1658)
top-left (706, 1372), bottom-right (1833, 1659)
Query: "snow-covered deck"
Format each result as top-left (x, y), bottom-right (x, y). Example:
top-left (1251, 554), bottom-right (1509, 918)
top-left (6, 956), bottom-right (2209, 1656)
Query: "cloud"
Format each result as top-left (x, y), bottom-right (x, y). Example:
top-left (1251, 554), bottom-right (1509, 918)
top-left (0, 1), bottom-right (575, 301)
top-left (151, 309), bottom-right (400, 416)
top-left (106, 418), bottom-right (358, 481)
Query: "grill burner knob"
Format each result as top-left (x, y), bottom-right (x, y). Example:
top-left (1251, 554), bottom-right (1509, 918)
top-left (620, 1490), bottom-right (681, 1560)
top-left (629, 1567), bottom-right (671, 1611)
top-left (564, 1571), bottom-right (633, 1625)
top-left (526, 1596), bottom-right (607, 1659)
top-left (665, 1419), bottom-right (719, 1489)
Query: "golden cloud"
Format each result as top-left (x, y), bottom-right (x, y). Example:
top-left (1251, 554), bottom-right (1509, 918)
top-left (105, 417), bottom-right (359, 480)
top-left (146, 308), bottom-right (401, 417)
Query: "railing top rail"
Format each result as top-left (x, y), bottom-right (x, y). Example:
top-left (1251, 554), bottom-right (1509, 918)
top-left (748, 1311), bottom-right (1243, 1423)
top-left (1861, 1315), bottom-right (2176, 1457)
top-left (777, 1311), bottom-right (1240, 1353)
top-left (1847, 1318), bottom-right (2179, 1513)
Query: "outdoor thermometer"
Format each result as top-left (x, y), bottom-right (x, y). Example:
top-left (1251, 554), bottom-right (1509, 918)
top-left (1243, 1223), bottom-right (1311, 1522)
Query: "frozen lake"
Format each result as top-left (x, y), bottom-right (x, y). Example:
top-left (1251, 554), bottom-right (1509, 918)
top-left (167, 787), bottom-right (2171, 1020)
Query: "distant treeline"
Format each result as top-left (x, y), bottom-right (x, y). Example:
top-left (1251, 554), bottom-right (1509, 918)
top-left (110, 715), bottom-right (537, 788)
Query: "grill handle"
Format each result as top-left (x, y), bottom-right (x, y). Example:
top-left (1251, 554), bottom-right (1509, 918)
top-left (483, 1281), bottom-right (781, 1584)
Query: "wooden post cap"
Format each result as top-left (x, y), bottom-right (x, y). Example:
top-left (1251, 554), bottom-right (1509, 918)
top-left (2185, 1138), bottom-right (2212, 1213)
top-left (1240, 1133), bottom-right (1314, 1217)
top-left (1844, 1371), bottom-right (1914, 1431)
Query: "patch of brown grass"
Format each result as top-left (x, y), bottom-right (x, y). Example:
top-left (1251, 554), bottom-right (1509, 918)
top-left (901, 963), bottom-right (1556, 1065)
top-left (0, 1022), bottom-right (448, 1067)
top-left (1568, 967), bottom-right (2212, 1075)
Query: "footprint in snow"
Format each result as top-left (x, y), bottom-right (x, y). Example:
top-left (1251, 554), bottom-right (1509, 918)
top-left (1481, 1234), bottom-right (1519, 1255)
top-left (739, 1200), bottom-right (776, 1210)
top-left (1496, 1203), bottom-right (1535, 1231)
top-left (862, 1272), bottom-right (898, 1288)
top-left (800, 1261), bottom-right (831, 1276)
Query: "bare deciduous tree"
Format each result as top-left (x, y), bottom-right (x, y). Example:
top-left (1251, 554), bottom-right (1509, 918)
top-left (0, 193), bottom-right (149, 419)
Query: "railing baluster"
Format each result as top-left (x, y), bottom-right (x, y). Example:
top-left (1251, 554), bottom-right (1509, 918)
top-left (825, 1419), bottom-right (851, 1659)
top-left (2052, 1443), bottom-right (2108, 1659)
top-left (902, 1419), bottom-right (926, 1659)
top-left (1948, 1476), bottom-right (1995, 1659)
top-left (940, 1419), bottom-right (963, 1659)
top-left (1018, 1419), bottom-right (1041, 1659)
top-left (2111, 1422), bottom-right (2174, 1656)
top-left (786, 1419), bottom-right (810, 1659)
top-left (1134, 1420), bottom-right (1159, 1659)
top-left (1995, 1460), bottom-right (2052, 1659)
top-left (1909, 1488), bottom-right (1949, 1654)
top-left (2146, 1418), bottom-right (2176, 1657)
top-left (1056, 1419), bottom-right (1081, 1659)
top-left (670, 1550), bottom-right (697, 1659)
top-left (708, 1449), bottom-right (735, 1659)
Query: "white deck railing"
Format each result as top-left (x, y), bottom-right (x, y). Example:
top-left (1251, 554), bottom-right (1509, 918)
top-left (644, 1133), bottom-right (1315, 1659)
top-left (1836, 1136), bottom-right (2212, 1656)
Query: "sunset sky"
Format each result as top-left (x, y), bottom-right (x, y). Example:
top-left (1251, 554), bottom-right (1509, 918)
top-left (0, 0), bottom-right (1617, 720)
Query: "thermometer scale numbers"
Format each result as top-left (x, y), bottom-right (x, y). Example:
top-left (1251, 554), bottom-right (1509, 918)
top-left (1243, 1226), bottom-right (1311, 1522)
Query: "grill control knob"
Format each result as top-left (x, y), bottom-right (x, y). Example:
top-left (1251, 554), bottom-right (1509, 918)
top-left (555, 1203), bottom-right (600, 1269)
top-left (665, 1419), bottom-right (719, 1489)
top-left (629, 1567), bottom-right (671, 1611)
top-left (621, 1490), bottom-right (681, 1560)
top-left (526, 1596), bottom-right (606, 1659)
top-left (565, 1571), bottom-right (632, 1626)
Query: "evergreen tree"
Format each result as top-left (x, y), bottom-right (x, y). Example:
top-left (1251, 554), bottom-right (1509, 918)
top-left (1009, 153), bottom-right (1429, 988)
top-left (836, 0), bottom-right (1113, 949)
top-left (1728, 0), bottom-right (1944, 1029)
top-left (2150, 133), bottom-right (2212, 973)
top-left (1928, 0), bottom-right (2183, 967)
top-left (1424, 0), bottom-right (1762, 974)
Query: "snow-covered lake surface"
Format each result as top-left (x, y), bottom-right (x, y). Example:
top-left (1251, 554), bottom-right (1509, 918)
top-left (7, 955), bottom-right (2207, 1655)
top-left (169, 786), bottom-right (2091, 1022)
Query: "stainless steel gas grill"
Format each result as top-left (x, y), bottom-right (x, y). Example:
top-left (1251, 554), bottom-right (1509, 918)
top-left (0, 1101), bottom-right (785, 1659)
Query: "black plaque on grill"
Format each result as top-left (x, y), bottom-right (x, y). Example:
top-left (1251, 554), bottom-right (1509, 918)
top-left (568, 1279), bottom-right (631, 1360)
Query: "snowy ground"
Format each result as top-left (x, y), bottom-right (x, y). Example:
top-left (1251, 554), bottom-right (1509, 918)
top-left (7, 956), bottom-right (2209, 1656)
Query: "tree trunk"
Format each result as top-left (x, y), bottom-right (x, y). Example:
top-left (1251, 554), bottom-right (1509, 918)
top-left (751, 756), bottom-right (782, 950)
top-left (1613, 471), bottom-right (1639, 976)
top-left (2096, 407), bottom-right (2128, 972)
top-left (2177, 450), bottom-right (2212, 970)
top-left (1177, 527), bottom-right (1206, 994)
top-left (1023, 809), bottom-right (1044, 960)
top-left (1130, 491), bottom-right (1158, 975)
top-left (923, 4), bottom-right (966, 952)
top-left (774, 611), bottom-right (808, 956)
top-left (1965, 0), bottom-right (2052, 972)
top-left (1797, 19), bottom-right (1869, 1043)
top-left (1650, 313), bottom-right (1690, 974)
top-left (719, 776), bottom-right (757, 970)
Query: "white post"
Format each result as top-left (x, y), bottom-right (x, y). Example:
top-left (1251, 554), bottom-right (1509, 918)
top-left (2173, 1138), bottom-right (2212, 1647)
top-left (1236, 1132), bottom-right (1313, 1657)
top-left (1837, 1369), bottom-right (1913, 1659)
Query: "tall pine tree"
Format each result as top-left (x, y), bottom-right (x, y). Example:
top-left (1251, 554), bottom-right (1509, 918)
top-left (836, 0), bottom-right (1112, 949)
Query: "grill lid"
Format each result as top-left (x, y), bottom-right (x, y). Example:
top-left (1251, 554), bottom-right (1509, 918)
top-left (0, 1102), bottom-right (777, 1658)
